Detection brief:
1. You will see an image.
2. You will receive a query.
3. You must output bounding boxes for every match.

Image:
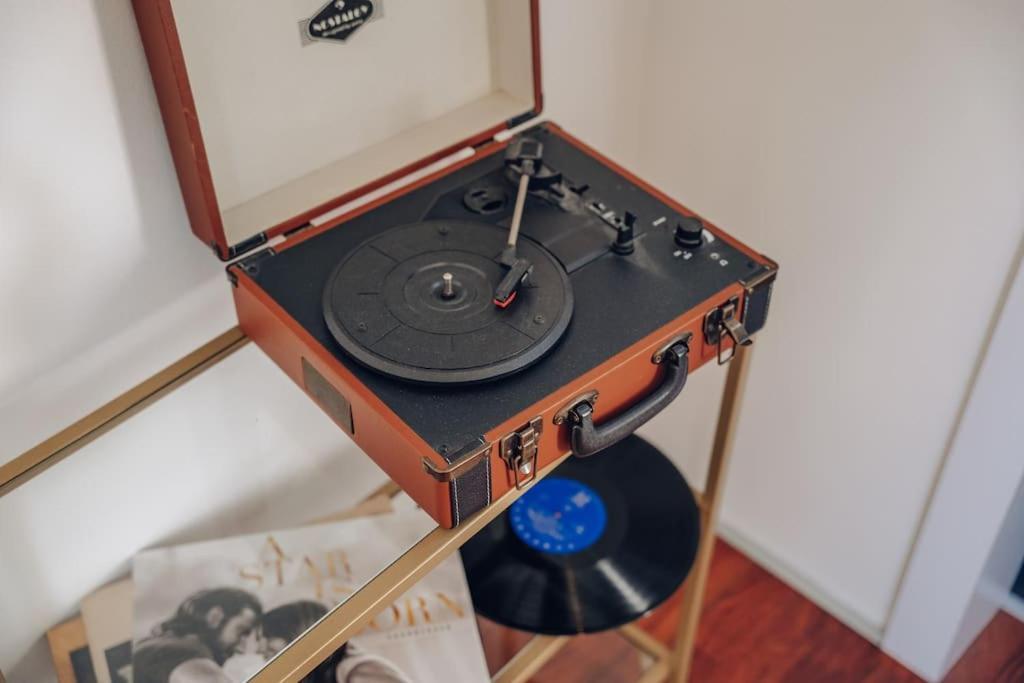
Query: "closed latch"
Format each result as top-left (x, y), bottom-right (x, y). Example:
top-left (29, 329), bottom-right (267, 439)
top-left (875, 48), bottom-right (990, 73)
top-left (499, 417), bottom-right (543, 489)
top-left (704, 297), bottom-right (753, 365)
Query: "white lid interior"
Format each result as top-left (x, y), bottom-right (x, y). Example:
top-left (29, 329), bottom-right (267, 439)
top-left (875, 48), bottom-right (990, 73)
top-left (169, 0), bottom-right (536, 246)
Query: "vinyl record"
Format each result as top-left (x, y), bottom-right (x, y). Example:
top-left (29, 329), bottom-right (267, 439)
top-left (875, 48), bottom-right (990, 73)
top-left (460, 436), bottom-right (700, 635)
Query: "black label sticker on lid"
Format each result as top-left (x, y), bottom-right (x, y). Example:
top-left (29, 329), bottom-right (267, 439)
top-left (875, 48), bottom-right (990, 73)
top-left (303, 0), bottom-right (377, 44)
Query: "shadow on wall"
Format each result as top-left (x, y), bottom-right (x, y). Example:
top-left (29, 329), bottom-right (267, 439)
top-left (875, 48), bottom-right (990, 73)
top-left (1, 0), bottom-right (222, 402)
top-left (84, 0), bottom-right (222, 321)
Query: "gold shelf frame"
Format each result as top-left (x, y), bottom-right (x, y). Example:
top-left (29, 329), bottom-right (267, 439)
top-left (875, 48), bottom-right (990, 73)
top-left (0, 327), bottom-right (249, 497)
top-left (2, 330), bottom-right (753, 683)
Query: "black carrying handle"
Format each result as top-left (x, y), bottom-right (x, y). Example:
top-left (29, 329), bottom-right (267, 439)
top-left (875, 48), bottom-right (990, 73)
top-left (568, 341), bottom-right (690, 458)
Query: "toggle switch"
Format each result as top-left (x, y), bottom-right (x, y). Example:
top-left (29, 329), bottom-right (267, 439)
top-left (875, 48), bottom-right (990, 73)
top-left (612, 212), bottom-right (637, 255)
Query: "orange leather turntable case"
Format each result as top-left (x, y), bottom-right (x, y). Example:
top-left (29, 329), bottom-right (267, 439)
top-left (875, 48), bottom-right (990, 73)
top-left (134, 0), bottom-right (777, 528)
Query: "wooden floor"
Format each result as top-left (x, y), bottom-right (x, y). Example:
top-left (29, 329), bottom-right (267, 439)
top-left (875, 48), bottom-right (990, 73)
top-left (478, 539), bottom-right (1024, 682)
top-left (944, 611), bottom-right (1024, 683)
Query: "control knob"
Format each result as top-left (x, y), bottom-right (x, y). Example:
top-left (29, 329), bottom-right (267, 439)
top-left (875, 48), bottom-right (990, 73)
top-left (674, 216), bottom-right (704, 249)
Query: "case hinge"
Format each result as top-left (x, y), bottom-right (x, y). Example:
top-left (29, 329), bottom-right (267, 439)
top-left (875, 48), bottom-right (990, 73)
top-left (283, 222), bottom-right (314, 239)
top-left (506, 109), bottom-right (539, 129)
top-left (499, 416), bottom-right (543, 489)
top-left (226, 231), bottom-right (269, 260)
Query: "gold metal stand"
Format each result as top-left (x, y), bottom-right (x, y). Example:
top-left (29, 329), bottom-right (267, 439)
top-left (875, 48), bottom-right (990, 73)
top-left (0, 327), bottom-right (248, 497)
top-left (489, 621), bottom-right (675, 683)
top-left (669, 342), bottom-right (753, 682)
top-left (6, 331), bottom-right (755, 683)
top-left (491, 635), bottom-right (570, 683)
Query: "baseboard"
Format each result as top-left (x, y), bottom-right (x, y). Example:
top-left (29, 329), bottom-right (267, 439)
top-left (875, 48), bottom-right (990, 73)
top-left (717, 521), bottom-right (884, 644)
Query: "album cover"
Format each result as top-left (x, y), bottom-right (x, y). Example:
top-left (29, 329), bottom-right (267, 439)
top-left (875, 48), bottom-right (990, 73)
top-left (73, 494), bottom-right (394, 683)
top-left (132, 508), bottom-right (490, 682)
top-left (81, 579), bottom-right (133, 683)
top-left (46, 617), bottom-right (97, 683)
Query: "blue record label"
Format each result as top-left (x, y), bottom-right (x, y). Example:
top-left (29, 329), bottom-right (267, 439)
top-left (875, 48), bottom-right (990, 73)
top-left (510, 477), bottom-right (607, 555)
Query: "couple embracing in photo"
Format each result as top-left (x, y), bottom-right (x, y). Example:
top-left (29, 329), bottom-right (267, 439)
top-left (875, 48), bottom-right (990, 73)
top-left (133, 587), bottom-right (413, 683)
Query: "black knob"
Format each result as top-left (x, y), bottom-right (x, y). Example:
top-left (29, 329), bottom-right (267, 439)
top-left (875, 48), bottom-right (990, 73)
top-left (613, 212), bottom-right (637, 255)
top-left (674, 216), bottom-right (704, 249)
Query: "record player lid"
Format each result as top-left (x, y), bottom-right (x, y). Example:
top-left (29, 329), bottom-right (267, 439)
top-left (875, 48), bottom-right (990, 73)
top-left (133, 0), bottom-right (542, 259)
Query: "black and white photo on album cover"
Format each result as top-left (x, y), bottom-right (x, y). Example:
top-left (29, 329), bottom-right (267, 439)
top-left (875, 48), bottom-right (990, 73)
top-left (131, 509), bottom-right (490, 683)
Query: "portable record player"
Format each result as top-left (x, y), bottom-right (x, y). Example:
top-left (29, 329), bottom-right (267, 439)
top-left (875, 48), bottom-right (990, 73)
top-left (133, 0), bottom-right (777, 528)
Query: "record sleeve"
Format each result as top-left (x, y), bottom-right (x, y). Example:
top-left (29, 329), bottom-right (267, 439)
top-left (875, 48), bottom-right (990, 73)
top-left (46, 617), bottom-right (97, 683)
top-left (81, 579), bottom-right (132, 683)
top-left (132, 508), bottom-right (489, 682)
top-left (77, 494), bottom-right (394, 683)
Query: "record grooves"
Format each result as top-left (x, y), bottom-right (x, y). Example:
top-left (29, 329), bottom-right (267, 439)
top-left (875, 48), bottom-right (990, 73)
top-left (460, 436), bottom-right (700, 635)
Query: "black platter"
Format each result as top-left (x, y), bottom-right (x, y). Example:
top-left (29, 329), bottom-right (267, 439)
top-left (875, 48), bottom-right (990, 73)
top-left (460, 435), bottom-right (700, 634)
top-left (322, 220), bottom-right (574, 384)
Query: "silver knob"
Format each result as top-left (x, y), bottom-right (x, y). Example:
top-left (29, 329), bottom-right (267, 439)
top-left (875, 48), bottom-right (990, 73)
top-left (441, 272), bottom-right (455, 299)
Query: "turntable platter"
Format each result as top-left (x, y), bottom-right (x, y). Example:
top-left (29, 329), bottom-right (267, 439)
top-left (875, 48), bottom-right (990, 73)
top-left (322, 220), bottom-right (574, 384)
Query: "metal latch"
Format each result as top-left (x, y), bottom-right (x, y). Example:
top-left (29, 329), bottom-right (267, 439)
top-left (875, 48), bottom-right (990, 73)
top-left (499, 417), bottom-right (543, 489)
top-left (704, 296), bottom-right (753, 365)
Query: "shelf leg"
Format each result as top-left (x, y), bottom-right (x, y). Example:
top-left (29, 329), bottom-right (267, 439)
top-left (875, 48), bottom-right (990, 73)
top-left (619, 623), bottom-right (671, 682)
top-left (668, 342), bottom-right (754, 682)
top-left (491, 634), bottom-right (570, 683)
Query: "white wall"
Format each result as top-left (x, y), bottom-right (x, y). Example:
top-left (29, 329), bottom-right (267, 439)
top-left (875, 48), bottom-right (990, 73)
top-left (3, 0), bottom-right (1024, 679)
top-left (0, 0), bottom-right (234, 460)
top-left (546, 0), bottom-right (1024, 640)
top-left (631, 0), bottom-right (1024, 639)
top-left (882, 253), bottom-right (1024, 681)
